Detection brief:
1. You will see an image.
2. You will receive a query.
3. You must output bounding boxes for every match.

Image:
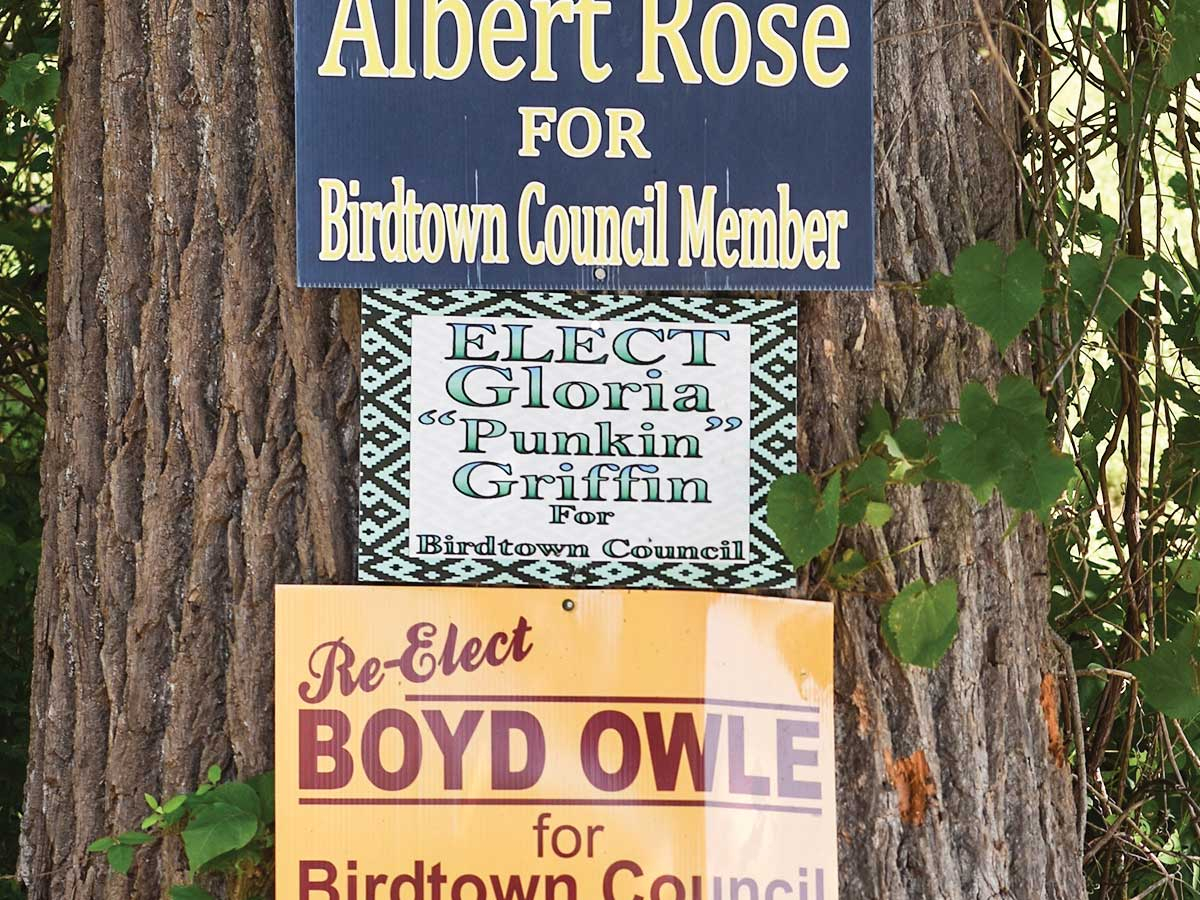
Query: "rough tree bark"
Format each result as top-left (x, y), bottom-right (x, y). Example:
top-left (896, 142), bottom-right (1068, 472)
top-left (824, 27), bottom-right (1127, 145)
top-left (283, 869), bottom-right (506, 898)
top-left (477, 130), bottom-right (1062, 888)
top-left (19, 0), bottom-right (1086, 894)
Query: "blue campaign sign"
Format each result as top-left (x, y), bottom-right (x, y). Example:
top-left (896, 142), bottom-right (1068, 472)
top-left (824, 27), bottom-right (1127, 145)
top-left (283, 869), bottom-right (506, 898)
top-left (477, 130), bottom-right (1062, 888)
top-left (294, 0), bottom-right (873, 291)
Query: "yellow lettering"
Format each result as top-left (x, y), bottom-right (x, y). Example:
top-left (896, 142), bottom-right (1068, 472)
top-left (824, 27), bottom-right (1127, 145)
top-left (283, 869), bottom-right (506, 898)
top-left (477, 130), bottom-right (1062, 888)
top-left (529, 0), bottom-right (575, 81)
top-left (318, 0), bottom-right (388, 77)
top-left (756, 4), bottom-right (798, 87)
top-left (638, 0), bottom-right (700, 84)
top-left (699, 2), bottom-right (751, 85)
top-left (479, 0), bottom-right (526, 81)
top-left (803, 4), bottom-right (850, 88)
top-left (577, 0), bottom-right (613, 83)
top-left (424, 0), bottom-right (473, 80)
top-left (319, 179), bottom-right (350, 259)
top-left (519, 181), bottom-right (547, 263)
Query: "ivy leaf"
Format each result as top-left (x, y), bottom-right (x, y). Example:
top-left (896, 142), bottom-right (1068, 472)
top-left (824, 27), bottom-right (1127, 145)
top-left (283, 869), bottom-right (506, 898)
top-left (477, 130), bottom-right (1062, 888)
top-left (841, 456), bottom-right (888, 525)
top-left (107, 844), bottom-right (135, 875)
top-left (1158, 418), bottom-right (1200, 507)
top-left (951, 240), bottom-right (1046, 351)
top-left (1172, 559), bottom-right (1200, 594)
top-left (859, 402), bottom-right (892, 450)
top-left (1127, 619), bottom-right (1200, 719)
top-left (181, 801), bottom-right (259, 873)
top-left (891, 419), bottom-right (929, 459)
top-left (829, 550), bottom-right (869, 587)
top-left (767, 472), bottom-right (842, 568)
top-left (1069, 251), bottom-right (1148, 332)
top-left (881, 579), bottom-right (960, 668)
top-left (1163, 0), bottom-right (1200, 86)
top-left (864, 502), bottom-right (894, 527)
top-left (86, 837), bottom-right (116, 853)
top-left (921, 271), bottom-right (954, 308)
top-left (170, 887), bottom-right (217, 900)
top-left (935, 377), bottom-right (1074, 519)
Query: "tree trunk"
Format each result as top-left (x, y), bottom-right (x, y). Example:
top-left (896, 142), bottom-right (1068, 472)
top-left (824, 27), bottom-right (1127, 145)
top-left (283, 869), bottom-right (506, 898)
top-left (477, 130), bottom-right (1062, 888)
top-left (19, 0), bottom-right (1086, 896)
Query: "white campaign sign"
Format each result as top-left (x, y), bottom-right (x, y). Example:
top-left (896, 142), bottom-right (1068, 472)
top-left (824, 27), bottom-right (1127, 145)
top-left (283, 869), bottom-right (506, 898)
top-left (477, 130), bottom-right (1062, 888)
top-left (407, 315), bottom-right (752, 567)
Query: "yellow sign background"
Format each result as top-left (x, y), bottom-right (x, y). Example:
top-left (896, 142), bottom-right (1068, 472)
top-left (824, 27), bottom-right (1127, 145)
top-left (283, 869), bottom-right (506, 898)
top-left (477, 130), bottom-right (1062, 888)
top-left (276, 585), bottom-right (837, 900)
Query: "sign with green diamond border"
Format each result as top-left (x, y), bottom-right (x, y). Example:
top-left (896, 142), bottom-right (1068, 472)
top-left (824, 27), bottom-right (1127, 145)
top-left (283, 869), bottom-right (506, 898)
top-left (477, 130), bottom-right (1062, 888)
top-left (359, 290), bottom-right (796, 591)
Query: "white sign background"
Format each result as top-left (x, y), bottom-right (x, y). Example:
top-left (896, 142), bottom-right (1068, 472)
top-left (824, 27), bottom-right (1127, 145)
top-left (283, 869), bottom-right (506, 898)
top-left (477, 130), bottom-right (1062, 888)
top-left (407, 315), bottom-right (752, 564)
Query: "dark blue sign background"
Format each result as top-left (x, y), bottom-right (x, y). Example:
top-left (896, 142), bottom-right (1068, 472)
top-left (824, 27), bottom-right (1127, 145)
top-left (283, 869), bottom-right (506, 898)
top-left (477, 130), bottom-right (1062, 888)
top-left (295, 0), bottom-right (873, 290)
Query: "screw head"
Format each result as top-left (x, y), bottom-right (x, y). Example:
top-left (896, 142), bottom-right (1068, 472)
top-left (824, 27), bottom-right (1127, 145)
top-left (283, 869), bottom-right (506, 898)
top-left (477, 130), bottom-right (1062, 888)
top-left (562, 598), bottom-right (576, 611)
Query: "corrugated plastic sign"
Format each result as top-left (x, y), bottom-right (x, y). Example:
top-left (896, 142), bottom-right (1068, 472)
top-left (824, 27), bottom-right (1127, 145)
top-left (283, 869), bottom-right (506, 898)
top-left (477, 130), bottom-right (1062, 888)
top-left (294, 0), bottom-right (873, 291)
top-left (276, 585), bottom-right (838, 900)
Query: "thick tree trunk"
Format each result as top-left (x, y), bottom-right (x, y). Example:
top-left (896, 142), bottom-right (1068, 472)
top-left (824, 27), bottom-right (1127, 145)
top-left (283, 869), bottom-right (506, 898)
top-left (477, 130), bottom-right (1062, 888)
top-left (20, 0), bottom-right (1086, 896)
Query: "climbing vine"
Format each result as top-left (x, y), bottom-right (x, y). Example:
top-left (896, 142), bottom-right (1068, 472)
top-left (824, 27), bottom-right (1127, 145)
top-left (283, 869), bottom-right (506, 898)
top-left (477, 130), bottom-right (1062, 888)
top-left (767, 0), bottom-right (1200, 893)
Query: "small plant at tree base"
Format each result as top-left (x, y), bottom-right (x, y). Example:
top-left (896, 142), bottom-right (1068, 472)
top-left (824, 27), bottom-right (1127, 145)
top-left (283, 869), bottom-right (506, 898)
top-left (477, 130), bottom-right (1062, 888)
top-left (87, 765), bottom-right (274, 900)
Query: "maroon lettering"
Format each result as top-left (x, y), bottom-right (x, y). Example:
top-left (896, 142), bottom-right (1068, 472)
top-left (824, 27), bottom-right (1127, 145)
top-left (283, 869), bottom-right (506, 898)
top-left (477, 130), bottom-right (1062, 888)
top-left (390, 617), bottom-right (535, 683)
top-left (776, 719), bottom-right (821, 800)
top-left (491, 874), bottom-right (543, 900)
top-left (300, 860), bottom-right (338, 899)
top-left (299, 709), bottom-right (353, 790)
top-left (603, 860), bottom-right (643, 900)
top-left (491, 710), bottom-right (547, 789)
top-left (398, 623), bottom-right (439, 683)
top-left (299, 638), bottom-right (384, 703)
top-left (361, 709), bottom-right (422, 791)
top-left (423, 709), bottom-right (483, 790)
top-left (644, 712), bottom-right (721, 791)
top-left (390, 861), bottom-right (425, 900)
top-left (727, 715), bottom-right (770, 796)
top-left (457, 636), bottom-right (484, 672)
top-left (580, 711), bottom-right (641, 792)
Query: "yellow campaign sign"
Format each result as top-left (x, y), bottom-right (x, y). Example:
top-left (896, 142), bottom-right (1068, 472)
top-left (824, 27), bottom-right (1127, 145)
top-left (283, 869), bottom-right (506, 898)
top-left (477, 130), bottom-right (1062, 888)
top-left (275, 586), bottom-right (837, 900)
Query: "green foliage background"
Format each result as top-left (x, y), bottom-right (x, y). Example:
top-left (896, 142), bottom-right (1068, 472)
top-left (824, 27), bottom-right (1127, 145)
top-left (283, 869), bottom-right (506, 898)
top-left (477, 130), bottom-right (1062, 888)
top-left (0, 0), bottom-right (57, 896)
top-left (764, 0), bottom-right (1200, 893)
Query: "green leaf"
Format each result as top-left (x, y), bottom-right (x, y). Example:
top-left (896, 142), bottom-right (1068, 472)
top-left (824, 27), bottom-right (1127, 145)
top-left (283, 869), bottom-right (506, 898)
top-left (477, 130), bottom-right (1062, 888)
top-left (1069, 251), bottom-right (1148, 332)
top-left (921, 271), bottom-right (954, 308)
top-left (207, 782), bottom-right (260, 818)
top-left (247, 771), bottom-right (275, 825)
top-left (864, 502), bottom-right (894, 527)
top-left (107, 844), bottom-right (135, 875)
top-left (86, 837), bottom-right (116, 853)
top-left (162, 794), bottom-right (187, 814)
top-left (859, 402), bottom-right (892, 450)
top-left (0, 54), bottom-right (59, 116)
top-left (935, 377), bottom-right (1073, 519)
top-left (144, 793), bottom-right (159, 812)
top-left (951, 240), bottom-right (1046, 351)
top-left (841, 456), bottom-right (888, 525)
top-left (206, 765), bottom-right (222, 784)
top-left (891, 419), bottom-right (929, 459)
top-left (881, 579), bottom-right (960, 668)
top-left (767, 472), bottom-right (842, 568)
top-left (1172, 559), bottom-right (1200, 594)
top-left (181, 801), bottom-right (259, 874)
top-left (117, 831), bottom-right (157, 846)
top-left (1163, 0), bottom-right (1200, 86)
top-left (1127, 620), bottom-right (1200, 719)
top-left (170, 887), bottom-right (217, 900)
top-left (829, 549), bottom-right (869, 586)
